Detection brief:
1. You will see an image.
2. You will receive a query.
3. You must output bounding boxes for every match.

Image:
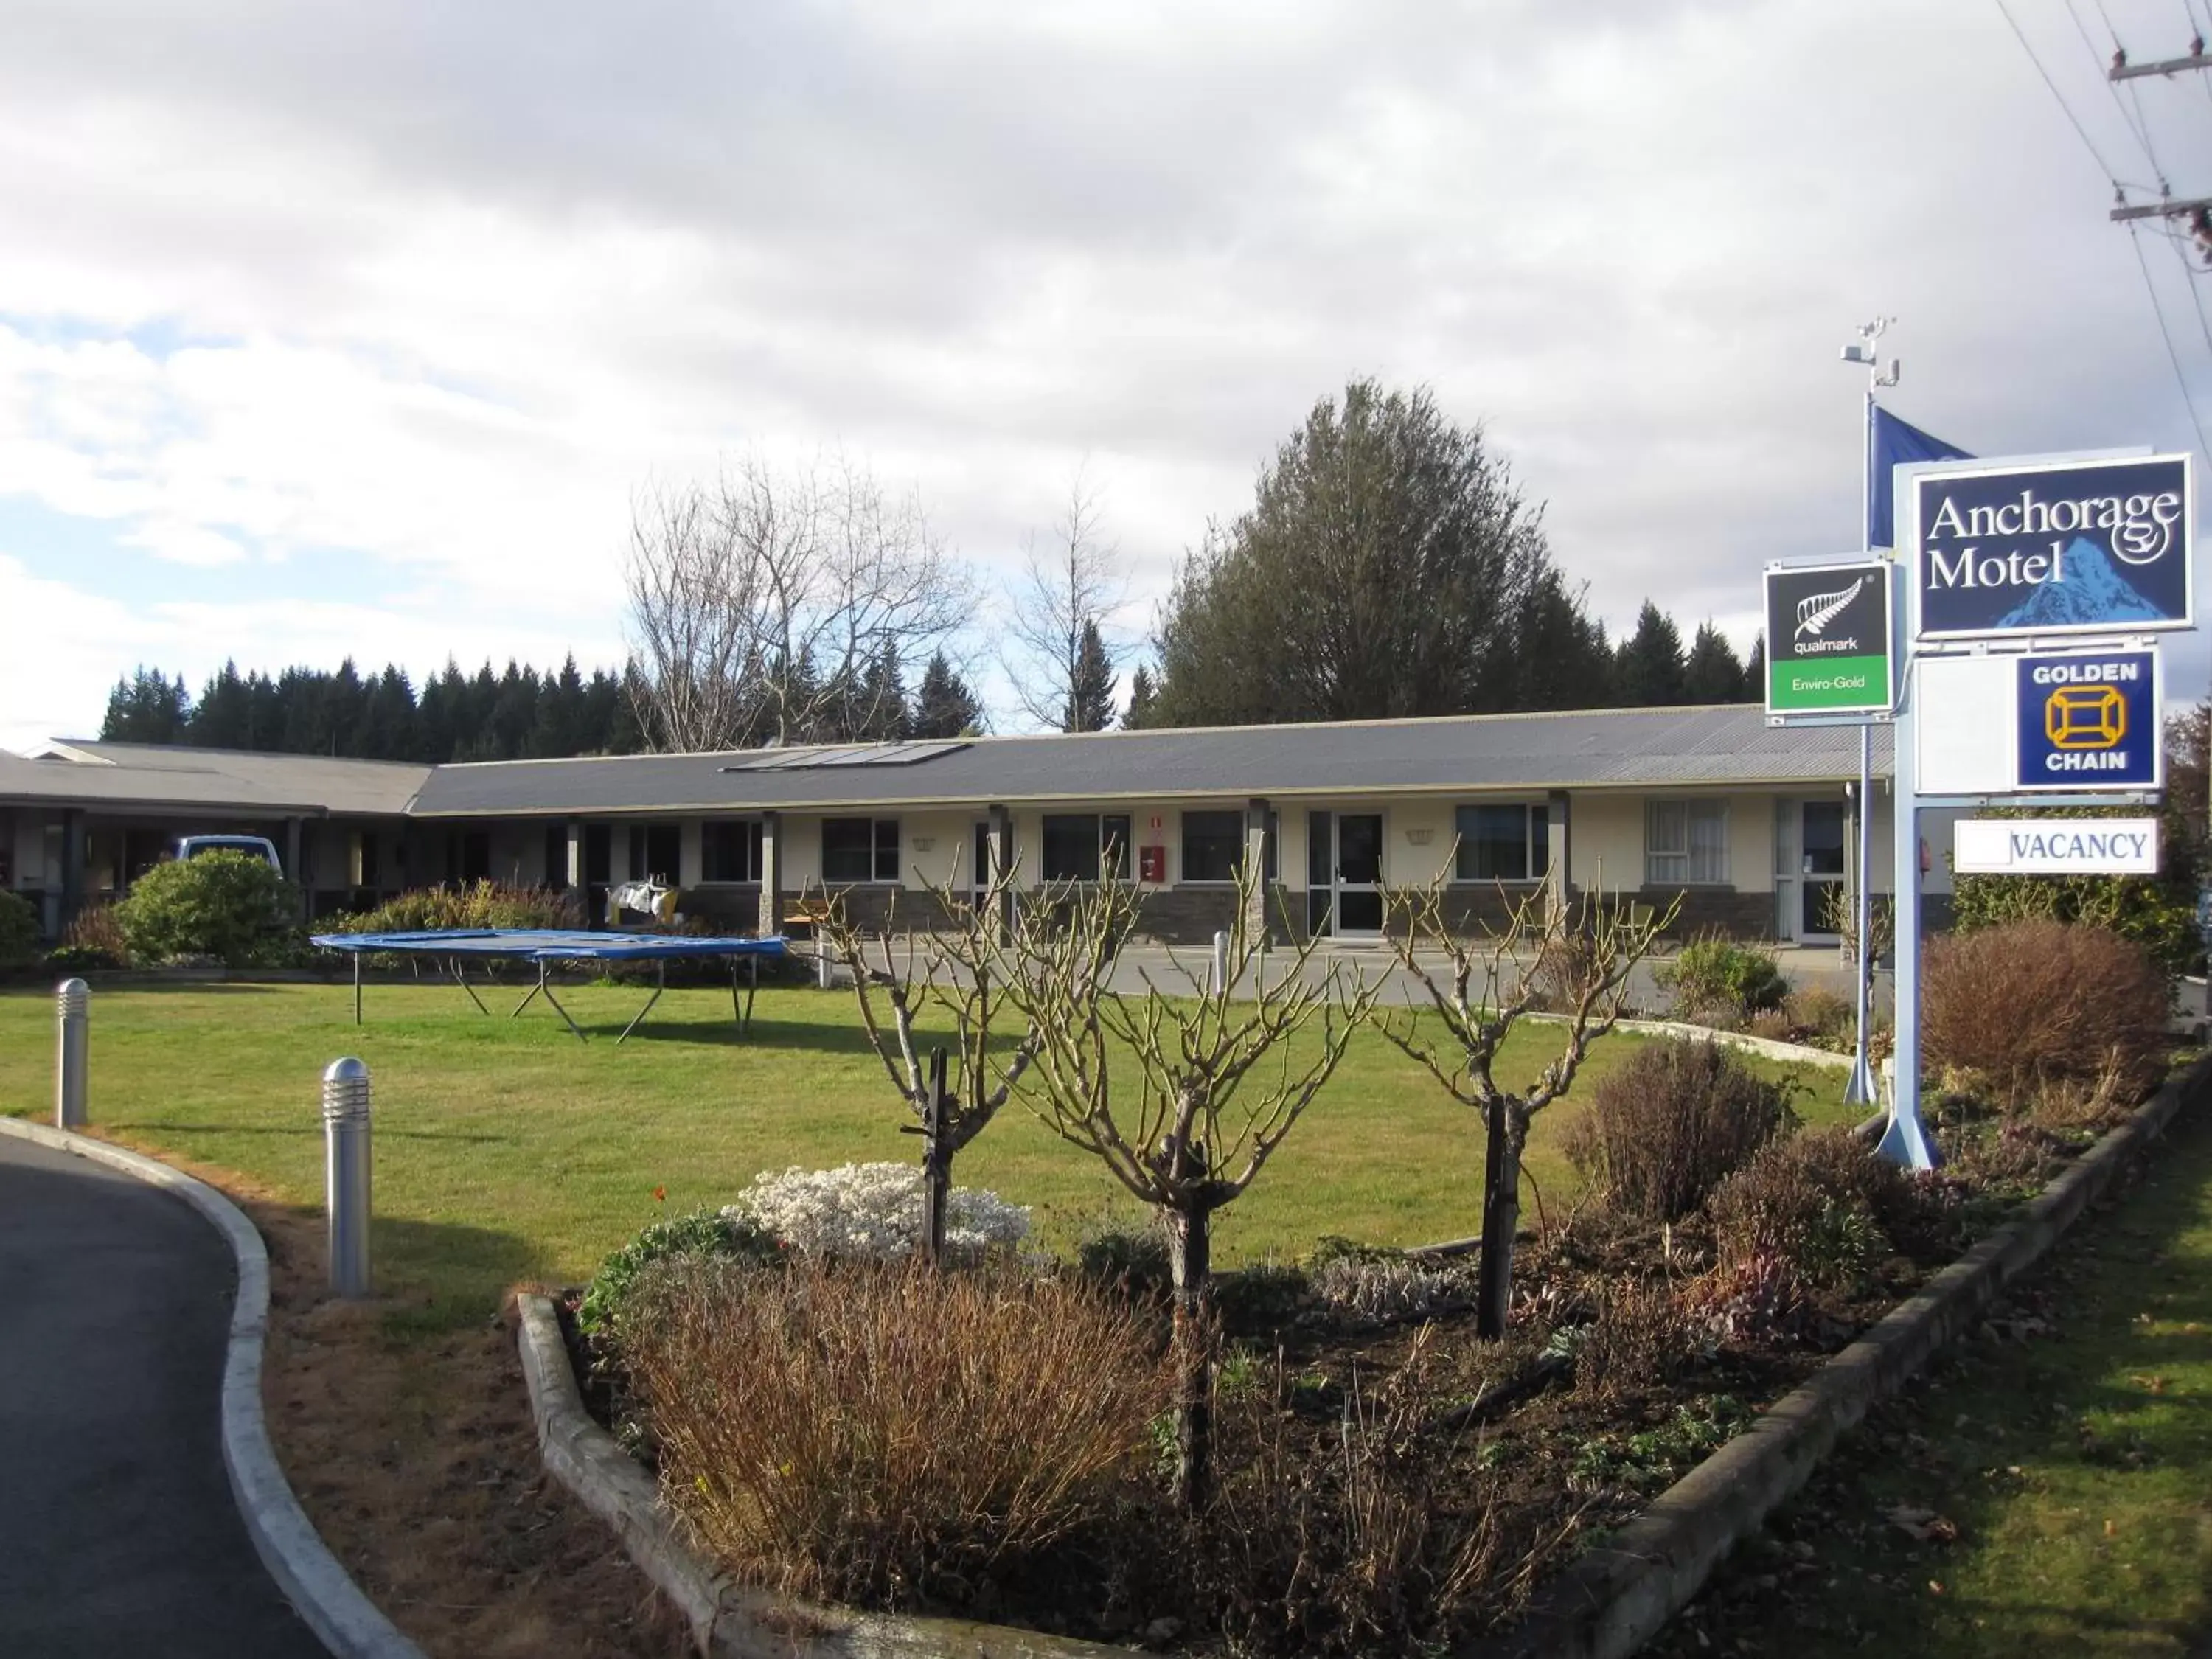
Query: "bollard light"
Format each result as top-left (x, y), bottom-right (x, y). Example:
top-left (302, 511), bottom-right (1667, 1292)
top-left (55, 978), bottom-right (88, 1130)
top-left (321, 1056), bottom-right (373, 1298)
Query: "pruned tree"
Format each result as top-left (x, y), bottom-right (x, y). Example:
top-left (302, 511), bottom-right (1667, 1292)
top-left (1377, 870), bottom-right (1676, 1338)
top-left (624, 452), bottom-right (973, 753)
top-left (813, 858), bottom-right (1037, 1264)
top-left (1001, 471), bottom-right (1127, 731)
top-left (992, 859), bottom-right (1379, 1509)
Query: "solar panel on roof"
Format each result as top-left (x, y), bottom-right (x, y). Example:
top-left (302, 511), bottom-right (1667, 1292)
top-left (714, 740), bottom-right (969, 774)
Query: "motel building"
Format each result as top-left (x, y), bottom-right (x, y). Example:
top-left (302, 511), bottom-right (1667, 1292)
top-left (0, 705), bottom-right (1930, 948)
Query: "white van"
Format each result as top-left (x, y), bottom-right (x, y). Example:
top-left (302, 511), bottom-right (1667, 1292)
top-left (175, 835), bottom-right (284, 876)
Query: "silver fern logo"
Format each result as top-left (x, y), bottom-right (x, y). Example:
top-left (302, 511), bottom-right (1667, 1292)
top-left (1794, 577), bottom-right (1865, 641)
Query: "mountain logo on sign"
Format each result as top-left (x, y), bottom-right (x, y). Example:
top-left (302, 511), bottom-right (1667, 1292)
top-left (1997, 539), bottom-right (2163, 630)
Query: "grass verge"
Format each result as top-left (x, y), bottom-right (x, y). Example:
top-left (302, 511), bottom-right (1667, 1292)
top-left (1652, 1087), bottom-right (2212, 1658)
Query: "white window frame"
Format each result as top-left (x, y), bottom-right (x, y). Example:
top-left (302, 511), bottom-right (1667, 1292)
top-left (821, 816), bottom-right (902, 885)
top-left (1646, 799), bottom-right (1729, 886)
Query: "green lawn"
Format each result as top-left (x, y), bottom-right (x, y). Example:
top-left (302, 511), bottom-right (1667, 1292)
top-left (1656, 1085), bottom-right (2212, 1658)
top-left (0, 978), bottom-right (1851, 1332)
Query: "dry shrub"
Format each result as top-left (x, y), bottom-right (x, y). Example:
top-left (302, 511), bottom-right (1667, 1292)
top-left (1922, 919), bottom-right (2168, 1112)
top-left (1784, 985), bottom-right (1854, 1048)
top-left (622, 1254), bottom-right (1171, 1606)
top-left (1683, 1251), bottom-right (1821, 1349)
top-left (1706, 1129), bottom-right (1935, 1290)
top-left (1564, 1040), bottom-right (1795, 1223)
top-left (1202, 1327), bottom-right (1500, 1656)
top-left (60, 903), bottom-right (132, 962)
top-left (1574, 1279), bottom-right (1701, 1400)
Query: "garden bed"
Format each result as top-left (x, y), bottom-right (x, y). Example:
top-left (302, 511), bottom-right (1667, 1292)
top-left (552, 1054), bottom-right (2197, 1659)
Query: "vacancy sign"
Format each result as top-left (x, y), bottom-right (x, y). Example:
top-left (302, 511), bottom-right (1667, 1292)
top-left (1954, 818), bottom-right (2160, 874)
top-left (1764, 558), bottom-right (1893, 717)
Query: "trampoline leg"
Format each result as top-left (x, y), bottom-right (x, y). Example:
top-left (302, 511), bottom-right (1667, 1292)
top-left (450, 956), bottom-right (490, 1015)
top-left (616, 963), bottom-right (666, 1046)
top-left (511, 964), bottom-right (548, 1019)
top-left (539, 977), bottom-right (589, 1043)
top-left (353, 953), bottom-right (363, 1026)
top-left (745, 953), bottom-right (759, 1036)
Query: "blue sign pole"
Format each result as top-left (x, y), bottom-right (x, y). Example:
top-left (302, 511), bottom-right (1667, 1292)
top-left (1882, 528), bottom-right (1939, 1170)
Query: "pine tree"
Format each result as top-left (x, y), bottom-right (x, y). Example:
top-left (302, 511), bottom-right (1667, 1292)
top-left (361, 665), bottom-right (417, 759)
top-left (100, 668), bottom-right (192, 743)
top-left (188, 662), bottom-right (254, 748)
top-left (1681, 622), bottom-right (1747, 705)
top-left (911, 650), bottom-right (984, 739)
top-left (1741, 633), bottom-right (1767, 704)
top-left (1064, 619), bottom-right (1117, 731)
top-left (1123, 665), bottom-right (1159, 730)
top-left (1613, 602), bottom-right (1688, 707)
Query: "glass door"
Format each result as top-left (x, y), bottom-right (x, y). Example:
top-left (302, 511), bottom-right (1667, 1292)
top-left (973, 821), bottom-right (993, 908)
top-left (1800, 801), bottom-right (1846, 939)
top-left (1334, 813), bottom-right (1385, 936)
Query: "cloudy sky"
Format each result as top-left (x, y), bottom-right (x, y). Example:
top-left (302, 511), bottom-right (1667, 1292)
top-left (4, 0), bottom-right (2210, 751)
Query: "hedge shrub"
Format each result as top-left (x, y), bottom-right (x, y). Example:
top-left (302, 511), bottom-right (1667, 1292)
top-left (325, 880), bottom-right (576, 935)
top-left (1922, 919), bottom-right (2169, 1111)
top-left (0, 890), bottom-right (38, 970)
top-left (1564, 1039), bottom-right (1795, 1222)
top-left (114, 851), bottom-right (296, 967)
top-left (1659, 933), bottom-right (1788, 1023)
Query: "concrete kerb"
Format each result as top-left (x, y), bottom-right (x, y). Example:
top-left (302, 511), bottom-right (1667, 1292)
top-left (1526, 1013), bottom-right (1855, 1071)
top-left (1472, 1048), bottom-right (2212, 1659)
top-left (0, 1115), bottom-right (425, 1659)
top-left (513, 1293), bottom-right (1138, 1659)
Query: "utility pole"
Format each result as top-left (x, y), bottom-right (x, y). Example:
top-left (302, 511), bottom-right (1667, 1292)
top-left (2104, 32), bottom-right (2212, 257)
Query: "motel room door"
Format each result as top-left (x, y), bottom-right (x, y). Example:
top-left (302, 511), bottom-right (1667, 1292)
top-left (1307, 810), bottom-right (1385, 937)
top-left (1797, 801), bottom-right (1846, 941)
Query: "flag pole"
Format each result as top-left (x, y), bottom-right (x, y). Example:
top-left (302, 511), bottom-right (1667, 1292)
top-left (1846, 382), bottom-right (1879, 1107)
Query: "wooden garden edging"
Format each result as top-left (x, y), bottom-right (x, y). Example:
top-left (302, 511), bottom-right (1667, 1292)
top-left (1470, 1049), bottom-right (2212, 1659)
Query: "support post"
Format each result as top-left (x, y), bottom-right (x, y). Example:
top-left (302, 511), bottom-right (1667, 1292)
top-left (921, 1047), bottom-right (950, 1266)
top-left (757, 812), bottom-right (782, 940)
top-left (1209, 930), bottom-right (1230, 997)
top-left (987, 804), bottom-right (1016, 938)
top-left (1845, 726), bottom-right (1879, 1105)
top-left (1545, 790), bottom-right (1572, 920)
top-left (1881, 547), bottom-right (1938, 1169)
top-left (1242, 797), bottom-right (1271, 945)
top-left (322, 1057), bottom-right (373, 1298)
top-left (55, 977), bottom-right (88, 1130)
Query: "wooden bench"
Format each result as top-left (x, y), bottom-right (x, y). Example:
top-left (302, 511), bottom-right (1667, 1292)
top-left (782, 897), bottom-right (833, 938)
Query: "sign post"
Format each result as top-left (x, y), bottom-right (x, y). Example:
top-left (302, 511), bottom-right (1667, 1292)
top-left (1886, 448), bottom-right (2194, 1171)
top-left (1764, 556), bottom-right (1894, 1105)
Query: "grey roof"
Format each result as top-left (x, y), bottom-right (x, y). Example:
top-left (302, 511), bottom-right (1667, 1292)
top-left (408, 706), bottom-right (1896, 818)
top-left (0, 742), bottom-right (430, 816)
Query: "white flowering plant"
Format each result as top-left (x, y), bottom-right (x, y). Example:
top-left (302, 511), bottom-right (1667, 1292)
top-left (726, 1161), bottom-right (1031, 1262)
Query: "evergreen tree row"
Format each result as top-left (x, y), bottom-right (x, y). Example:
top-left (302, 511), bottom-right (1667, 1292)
top-left (99, 650), bottom-right (988, 762)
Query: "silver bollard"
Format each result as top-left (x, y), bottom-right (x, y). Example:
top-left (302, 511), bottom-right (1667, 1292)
top-left (1210, 930), bottom-right (1230, 996)
top-left (55, 978), bottom-right (88, 1130)
top-left (322, 1057), bottom-right (373, 1298)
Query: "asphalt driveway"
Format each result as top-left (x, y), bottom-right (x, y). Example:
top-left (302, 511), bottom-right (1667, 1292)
top-left (0, 1133), bottom-right (325, 1658)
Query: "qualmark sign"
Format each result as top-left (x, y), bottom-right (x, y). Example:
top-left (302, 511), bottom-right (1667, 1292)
top-left (1764, 558), bottom-right (1893, 716)
top-left (1913, 453), bottom-right (2192, 639)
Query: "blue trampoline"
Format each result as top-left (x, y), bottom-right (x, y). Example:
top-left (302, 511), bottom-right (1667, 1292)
top-left (310, 928), bottom-right (789, 1044)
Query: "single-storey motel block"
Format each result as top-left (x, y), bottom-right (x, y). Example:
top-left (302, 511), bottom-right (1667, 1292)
top-left (0, 705), bottom-right (1933, 947)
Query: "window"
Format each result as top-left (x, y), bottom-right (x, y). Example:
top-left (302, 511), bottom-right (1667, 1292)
top-left (1646, 800), bottom-right (1728, 886)
top-left (630, 823), bottom-right (681, 884)
top-left (1454, 804), bottom-right (1549, 882)
top-left (822, 817), bottom-right (900, 884)
top-left (1040, 813), bottom-right (1135, 881)
top-left (703, 819), bottom-right (764, 883)
top-left (540, 824), bottom-right (567, 892)
top-left (459, 830), bottom-right (491, 883)
top-left (1180, 810), bottom-right (1245, 883)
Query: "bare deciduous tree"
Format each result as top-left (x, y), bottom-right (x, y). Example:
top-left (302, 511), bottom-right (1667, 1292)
top-left (1001, 470), bottom-right (1127, 731)
top-left (813, 859), bottom-right (1037, 1264)
top-left (624, 452), bottom-right (974, 752)
top-left (1377, 871), bottom-right (1676, 1338)
top-left (991, 860), bottom-right (1378, 1510)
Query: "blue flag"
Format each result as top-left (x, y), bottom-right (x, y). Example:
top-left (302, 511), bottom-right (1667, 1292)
top-left (1868, 403), bottom-right (1970, 549)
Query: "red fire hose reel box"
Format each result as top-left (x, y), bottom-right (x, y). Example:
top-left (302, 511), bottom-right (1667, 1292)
top-left (1138, 845), bottom-right (1166, 883)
